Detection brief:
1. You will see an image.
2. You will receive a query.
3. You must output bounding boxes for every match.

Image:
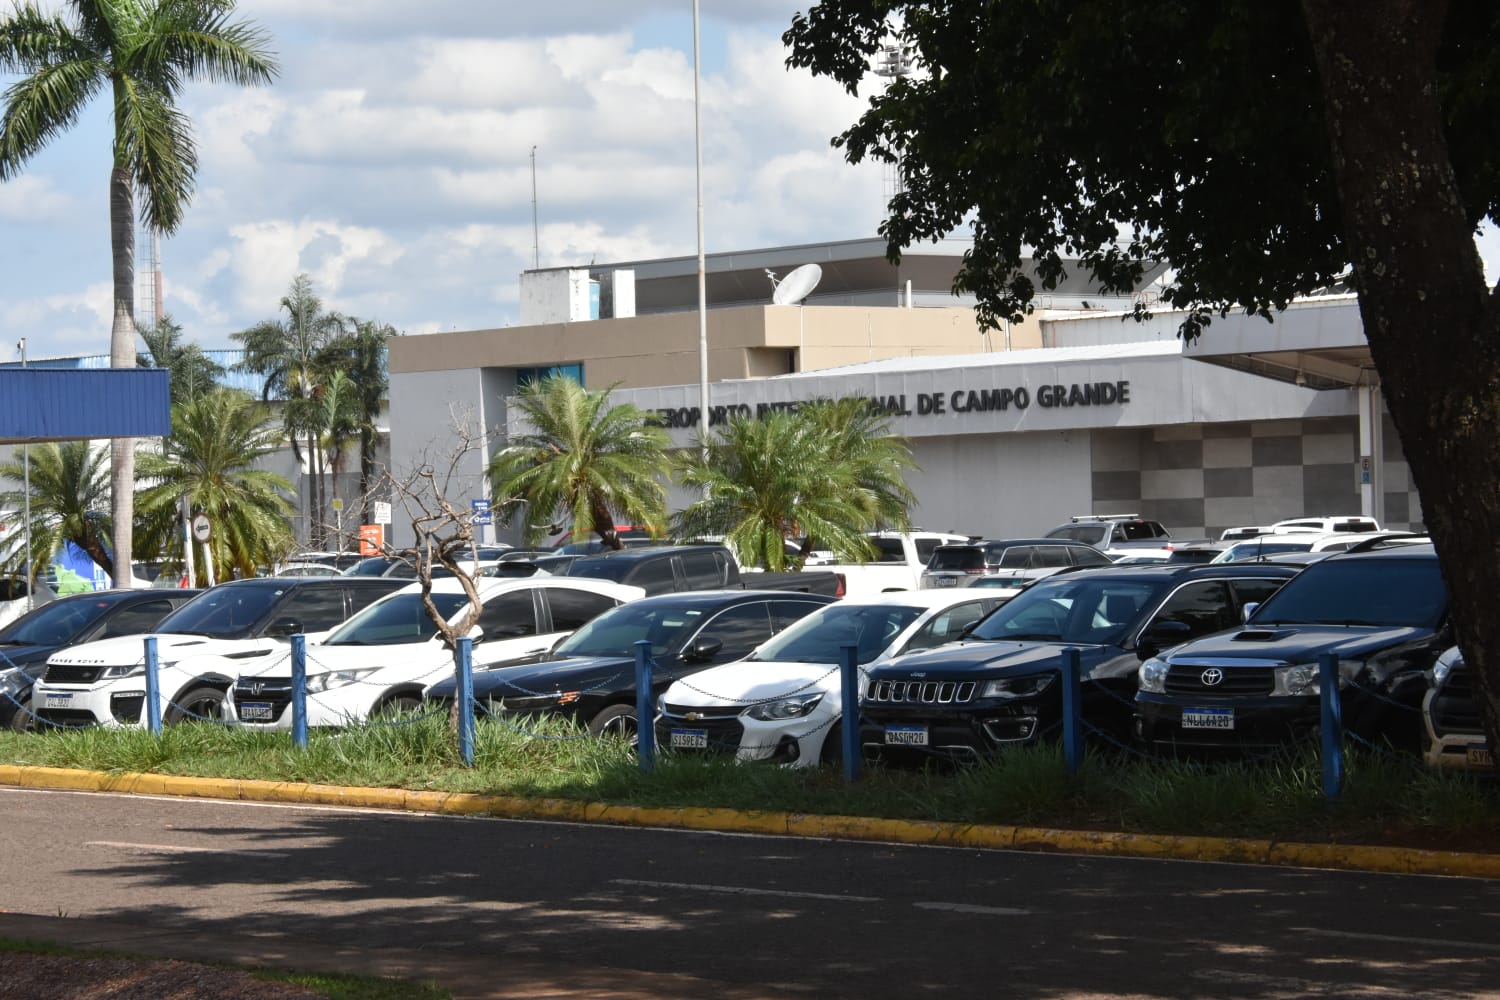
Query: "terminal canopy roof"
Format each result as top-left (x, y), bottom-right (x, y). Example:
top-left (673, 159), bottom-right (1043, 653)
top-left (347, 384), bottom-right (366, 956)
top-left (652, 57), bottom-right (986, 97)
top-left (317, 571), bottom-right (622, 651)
top-left (0, 369), bottom-right (170, 445)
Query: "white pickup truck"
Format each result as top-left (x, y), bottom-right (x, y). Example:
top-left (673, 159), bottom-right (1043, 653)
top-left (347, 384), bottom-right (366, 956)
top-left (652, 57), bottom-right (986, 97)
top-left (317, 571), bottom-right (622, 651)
top-left (822, 531), bottom-right (970, 598)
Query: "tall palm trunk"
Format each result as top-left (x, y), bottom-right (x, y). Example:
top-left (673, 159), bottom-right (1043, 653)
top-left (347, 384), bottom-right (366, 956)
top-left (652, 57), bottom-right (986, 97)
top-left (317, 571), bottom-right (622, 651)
top-left (108, 164), bottom-right (135, 586)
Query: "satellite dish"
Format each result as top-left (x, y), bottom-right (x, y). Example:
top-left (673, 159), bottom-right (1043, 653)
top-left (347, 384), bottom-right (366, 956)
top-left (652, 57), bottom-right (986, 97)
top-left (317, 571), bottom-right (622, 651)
top-left (769, 263), bottom-right (823, 306)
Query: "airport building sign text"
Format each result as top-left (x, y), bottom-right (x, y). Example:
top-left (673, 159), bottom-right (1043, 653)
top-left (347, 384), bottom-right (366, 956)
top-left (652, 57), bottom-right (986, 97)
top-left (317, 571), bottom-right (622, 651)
top-left (650, 380), bottom-right (1132, 429)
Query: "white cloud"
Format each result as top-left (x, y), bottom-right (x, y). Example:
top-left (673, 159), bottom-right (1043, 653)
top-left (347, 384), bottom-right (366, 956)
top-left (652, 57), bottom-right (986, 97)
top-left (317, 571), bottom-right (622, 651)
top-left (0, 175), bottom-right (72, 223)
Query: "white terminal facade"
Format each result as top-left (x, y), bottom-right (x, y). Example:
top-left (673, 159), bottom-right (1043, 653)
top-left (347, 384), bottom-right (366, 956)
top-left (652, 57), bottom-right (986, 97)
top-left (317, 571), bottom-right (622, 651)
top-left (386, 238), bottom-right (1418, 547)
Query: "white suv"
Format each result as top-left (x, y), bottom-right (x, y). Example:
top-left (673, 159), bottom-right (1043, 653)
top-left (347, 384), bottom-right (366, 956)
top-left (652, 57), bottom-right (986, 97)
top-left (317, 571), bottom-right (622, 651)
top-left (33, 578), bottom-right (403, 728)
top-left (226, 576), bottom-right (645, 729)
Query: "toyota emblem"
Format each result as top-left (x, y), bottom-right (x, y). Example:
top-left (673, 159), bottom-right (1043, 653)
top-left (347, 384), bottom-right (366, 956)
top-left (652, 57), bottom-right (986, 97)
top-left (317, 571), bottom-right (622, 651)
top-left (1200, 668), bottom-right (1225, 687)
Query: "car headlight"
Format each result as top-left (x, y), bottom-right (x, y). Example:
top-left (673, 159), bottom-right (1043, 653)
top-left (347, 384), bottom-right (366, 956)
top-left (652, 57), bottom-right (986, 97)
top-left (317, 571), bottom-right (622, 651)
top-left (1275, 660), bottom-right (1362, 697)
top-left (103, 659), bottom-right (174, 679)
top-left (306, 668), bottom-right (382, 693)
top-left (742, 693), bottom-right (824, 721)
top-left (1430, 648), bottom-right (1461, 686)
top-left (1137, 657), bottom-right (1170, 694)
top-left (0, 667), bottom-right (33, 696)
top-left (981, 674), bottom-right (1055, 700)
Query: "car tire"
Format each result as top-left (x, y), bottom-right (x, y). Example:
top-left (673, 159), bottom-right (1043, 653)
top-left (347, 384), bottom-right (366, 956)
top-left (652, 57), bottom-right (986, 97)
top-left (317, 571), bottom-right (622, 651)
top-left (165, 687), bottom-right (226, 724)
top-left (819, 723), bottom-right (844, 766)
top-left (374, 694), bottom-right (423, 719)
top-left (8, 695), bottom-right (35, 733)
top-left (588, 704), bottom-right (638, 744)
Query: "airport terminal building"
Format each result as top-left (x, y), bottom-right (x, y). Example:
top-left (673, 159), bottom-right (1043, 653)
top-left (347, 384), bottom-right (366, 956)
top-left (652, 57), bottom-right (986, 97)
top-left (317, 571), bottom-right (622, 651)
top-left (386, 238), bottom-right (1418, 546)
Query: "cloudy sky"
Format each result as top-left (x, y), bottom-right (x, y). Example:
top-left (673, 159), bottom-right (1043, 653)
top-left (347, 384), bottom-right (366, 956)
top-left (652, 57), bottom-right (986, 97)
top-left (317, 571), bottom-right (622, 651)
top-left (2, 1), bottom-right (1497, 362)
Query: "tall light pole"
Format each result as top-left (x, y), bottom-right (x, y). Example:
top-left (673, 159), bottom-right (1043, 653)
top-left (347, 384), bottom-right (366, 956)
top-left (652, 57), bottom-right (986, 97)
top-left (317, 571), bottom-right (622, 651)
top-left (693, 0), bottom-right (710, 447)
top-left (530, 145), bottom-right (540, 270)
top-left (17, 339), bottom-right (32, 613)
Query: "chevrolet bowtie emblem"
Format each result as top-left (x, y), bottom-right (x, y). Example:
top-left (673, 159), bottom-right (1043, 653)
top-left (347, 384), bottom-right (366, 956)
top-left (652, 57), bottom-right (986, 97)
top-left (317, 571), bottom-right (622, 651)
top-left (685, 712), bottom-right (702, 721)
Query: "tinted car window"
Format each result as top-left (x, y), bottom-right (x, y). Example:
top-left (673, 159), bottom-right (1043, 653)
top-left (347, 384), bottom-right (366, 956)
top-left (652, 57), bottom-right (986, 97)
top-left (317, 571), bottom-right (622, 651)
top-left (680, 550), bottom-right (729, 589)
top-left (1070, 547), bottom-right (1113, 567)
top-left (158, 585), bottom-right (289, 638)
top-left (903, 600), bottom-right (995, 654)
top-left (557, 602), bottom-right (708, 658)
top-left (1047, 524), bottom-right (1109, 546)
top-left (1119, 521), bottom-right (1164, 540)
top-left (1, 597), bottom-right (115, 645)
top-left (1150, 580), bottom-right (1236, 641)
top-left (1230, 577), bottom-right (1286, 609)
top-left (281, 587), bottom-right (354, 633)
top-left (970, 576), bottom-right (1161, 646)
top-left (770, 598), bottom-right (830, 632)
top-left (1249, 557), bottom-right (1446, 628)
top-left (97, 600), bottom-right (177, 639)
top-left (694, 603), bottom-right (774, 659)
top-left (627, 559), bottom-right (678, 595)
top-left (545, 587), bottom-right (622, 632)
top-left (913, 538), bottom-right (950, 562)
top-left (751, 602), bottom-right (925, 665)
top-left (324, 592), bottom-right (470, 645)
top-left (929, 546), bottom-right (983, 571)
top-left (872, 538), bottom-right (908, 562)
top-left (476, 590), bottom-right (538, 639)
top-left (997, 546), bottom-right (1039, 568)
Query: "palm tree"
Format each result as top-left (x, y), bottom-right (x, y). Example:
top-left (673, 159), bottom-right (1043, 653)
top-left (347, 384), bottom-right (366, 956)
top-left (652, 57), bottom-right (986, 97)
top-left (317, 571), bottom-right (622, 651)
top-left (137, 316), bottom-right (224, 403)
top-left (0, 0), bottom-right (278, 587)
top-left (672, 400), bottom-right (917, 571)
top-left (329, 316), bottom-right (394, 520)
top-left (313, 368), bottom-right (362, 551)
top-left (233, 274), bottom-right (341, 547)
top-left (134, 388), bottom-right (295, 584)
top-left (487, 376), bottom-right (671, 549)
top-left (0, 441), bottom-right (113, 579)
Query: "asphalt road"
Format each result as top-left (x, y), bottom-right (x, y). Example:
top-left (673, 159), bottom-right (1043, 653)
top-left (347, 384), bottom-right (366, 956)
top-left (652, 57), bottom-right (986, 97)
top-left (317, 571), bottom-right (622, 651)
top-left (2, 787), bottom-right (1499, 998)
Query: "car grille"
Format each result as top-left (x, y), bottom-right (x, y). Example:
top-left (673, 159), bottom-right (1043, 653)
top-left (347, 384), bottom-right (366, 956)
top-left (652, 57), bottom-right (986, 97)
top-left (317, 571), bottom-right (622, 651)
top-left (233, 677), bottom-right (293, 719)
top-left (44, 663), bottom-right (106, 684)
top-left (34, 709), bottom-right (99, 728)
top-left (1164, 663), bottom-right (1275, 696)
top-left (865, 679), bottom-right (977, 704)
top-left (1432, 665), bottom-right (1482, 733)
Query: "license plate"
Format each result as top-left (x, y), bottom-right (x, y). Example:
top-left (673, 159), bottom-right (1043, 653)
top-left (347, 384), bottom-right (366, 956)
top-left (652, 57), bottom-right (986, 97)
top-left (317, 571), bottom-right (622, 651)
top-left (42, 693), bottom-right (72, 709)
top-left (239, 702), bottom-right (274, 721)
top-left (937, 577), bottom-right (956, 587)
top-left (670, 728), bottom-right (708, 749)
top-left (884, 725), bottom-right (929, 746)
top-left (1467, 745), bottom-right (1493, 767)
top-left (1182, 707), bottom-right (1234, 730)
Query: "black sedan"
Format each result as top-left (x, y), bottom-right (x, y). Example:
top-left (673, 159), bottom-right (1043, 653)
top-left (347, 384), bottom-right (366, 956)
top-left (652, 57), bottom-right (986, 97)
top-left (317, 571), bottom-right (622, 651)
top-left (425, 590), bottom-right (835, 738)
top-left (859, 563), bottom-right (1296, 763)
top-left (0, 588), bottom-right (201, 731)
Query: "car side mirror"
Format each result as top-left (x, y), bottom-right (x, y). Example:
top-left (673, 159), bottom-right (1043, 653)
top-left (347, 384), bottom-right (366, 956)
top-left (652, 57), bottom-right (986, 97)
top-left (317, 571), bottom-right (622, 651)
top-left (685, 636), bottom-right (723, 661)
top-left (269, 616), bottom-right (303, 637)
top-left (1241, 602), bottom-right (1261, 624)
top-left (1136, 619), bottom-right (1191, 661)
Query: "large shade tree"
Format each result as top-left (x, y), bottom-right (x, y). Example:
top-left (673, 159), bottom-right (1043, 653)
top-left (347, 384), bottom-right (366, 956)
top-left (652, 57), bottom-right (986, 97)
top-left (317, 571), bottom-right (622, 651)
top-left (673, 399), bottom-right (916, 570)
top-left (487, 376), bottom-right (671, 550)
top-left (0, 0), bottom-right (277, 586)
top-left (785, 1), bottom-right (1500, 750)
top-left (135, 387), bottom-right (295, 583)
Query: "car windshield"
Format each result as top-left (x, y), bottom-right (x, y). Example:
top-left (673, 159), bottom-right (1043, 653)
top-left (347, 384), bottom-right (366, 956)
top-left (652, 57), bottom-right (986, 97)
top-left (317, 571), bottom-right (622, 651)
top-left (323, 593), bottom-right (469, 645)
top-left (1046, 524), bottom-right (1109, 546)
top-left (967, 576), bottom-right (1161, 646)
top-left (0, 597), bottom-right (116, 646)
top-left (748, 603), bottom-right (925, 666)
top-left (155, 585), bottom-right (288, 638)
top-left (1212, 539), bottom-right (1314, 562)
top-left (1247, 557), bottom-right (1446, 628)
top-left (553, 603), bottom-right (707, 658)
top-left (928, 547), bottom-right (984, 571)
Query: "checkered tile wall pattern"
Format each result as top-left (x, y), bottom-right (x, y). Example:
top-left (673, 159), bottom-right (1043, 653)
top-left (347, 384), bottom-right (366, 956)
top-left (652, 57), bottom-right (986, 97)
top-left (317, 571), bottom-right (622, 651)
top-left (1087, 415), bottom-right (1423, 539)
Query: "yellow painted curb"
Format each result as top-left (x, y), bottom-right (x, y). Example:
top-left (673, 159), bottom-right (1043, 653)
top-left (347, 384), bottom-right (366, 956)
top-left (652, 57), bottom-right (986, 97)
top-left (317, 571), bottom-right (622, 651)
top-left (5, 765), bottom-right (1498, 879)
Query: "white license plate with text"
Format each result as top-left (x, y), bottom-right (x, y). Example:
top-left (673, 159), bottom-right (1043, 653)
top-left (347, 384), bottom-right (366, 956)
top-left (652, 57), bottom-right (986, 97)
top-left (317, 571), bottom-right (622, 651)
top-left (1182, 707), bottom-right (1234, 730)
top-left (884, 725), bottom-right (929, 746)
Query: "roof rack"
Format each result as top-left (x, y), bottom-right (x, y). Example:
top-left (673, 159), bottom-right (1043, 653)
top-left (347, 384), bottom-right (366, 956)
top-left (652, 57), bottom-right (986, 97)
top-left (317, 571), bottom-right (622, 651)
top-left (1069, 513), bottom-right (1141, 522)
top-left (1340, 532), bottom-right (1429, 554)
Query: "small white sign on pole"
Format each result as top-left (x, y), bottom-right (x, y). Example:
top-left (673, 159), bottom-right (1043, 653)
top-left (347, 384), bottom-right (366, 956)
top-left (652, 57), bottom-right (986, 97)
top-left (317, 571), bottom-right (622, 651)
top-left (191, 513), bottom-right (212, 543)
top-left (372, 501), bottom-right (392, 525)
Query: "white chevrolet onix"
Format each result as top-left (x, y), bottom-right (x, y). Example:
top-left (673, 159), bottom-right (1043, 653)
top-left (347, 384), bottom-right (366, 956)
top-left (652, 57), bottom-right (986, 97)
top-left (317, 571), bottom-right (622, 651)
top-left (654, 589), bottom-right (1012, 767)
top-left (226, 576), bottom-right (644, 729)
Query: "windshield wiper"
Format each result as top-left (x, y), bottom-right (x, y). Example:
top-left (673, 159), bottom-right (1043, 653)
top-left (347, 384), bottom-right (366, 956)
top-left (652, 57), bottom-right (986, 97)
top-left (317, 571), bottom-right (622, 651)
top-left (990, 632), bottom-right (1062, 642)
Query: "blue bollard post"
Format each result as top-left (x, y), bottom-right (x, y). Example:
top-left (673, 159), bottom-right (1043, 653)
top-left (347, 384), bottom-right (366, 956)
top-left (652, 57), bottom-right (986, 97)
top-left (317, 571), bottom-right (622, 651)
top-left (457, 637), bottom-right (475, 768)
top-left (1061, 647), bottom-right (1083, 777)
top-left (634, 639), bottom-right (655, 772)
top-left (839, 643), bottom-right (861, 783)
top-left (291, 634), bottom-right (308, 750)
top-left (1319, 651), bottom-right (1344, 799)
top-left (143, 636), bottom-right (162, 735)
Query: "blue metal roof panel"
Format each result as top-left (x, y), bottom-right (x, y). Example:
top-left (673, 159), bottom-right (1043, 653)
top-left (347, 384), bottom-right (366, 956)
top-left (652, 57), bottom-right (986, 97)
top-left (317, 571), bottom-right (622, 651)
top-left (0, 369), bottom-right (171, 443)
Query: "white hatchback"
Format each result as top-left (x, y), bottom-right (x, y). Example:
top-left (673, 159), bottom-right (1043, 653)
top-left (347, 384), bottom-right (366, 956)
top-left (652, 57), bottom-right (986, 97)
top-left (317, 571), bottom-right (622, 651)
top-left (226, 576), bottom-right (644, 729)
top-left (654, 589), bottom-right (1011, 767)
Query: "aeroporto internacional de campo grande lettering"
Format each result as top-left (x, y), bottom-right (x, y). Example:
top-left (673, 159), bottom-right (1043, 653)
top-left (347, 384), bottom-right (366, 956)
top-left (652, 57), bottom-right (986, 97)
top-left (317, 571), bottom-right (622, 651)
top-left (651, 380), bottom-right (1132, 430)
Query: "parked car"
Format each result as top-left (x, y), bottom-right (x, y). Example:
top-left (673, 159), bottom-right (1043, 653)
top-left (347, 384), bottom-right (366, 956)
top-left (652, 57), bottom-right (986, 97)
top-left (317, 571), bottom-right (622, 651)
top-left (654, 590), bottom-right (1012, 767)
top-left (0, 575), bottom-right (56, 631)
top-left (33, 577), bottom-right (405, 728)
top-left (1043, 514), bottom-right (1193, 559)
top-left (1136, 541), bottom-right (1448, 756)
top-left (425, 590), bottom-right (836, 739)
top-left (1421, 647), bottom-right (1491, 771)
top-left (859, 562), bottom-right (1296, 763)
top-left (919, 538), bottom-right (1111, 589)
top-left (226, 577), bottom-right (644, 729)
top-left (0, 589), bottom-right (202, 731)
top-left (1269, 515), bottom-right (1381, 534)
top-left (818, 531), bottom-right (971, 597)
top-left (274, 562), bottom-right (343, 577)
top-left (557, 544), bottom-right (841, 597)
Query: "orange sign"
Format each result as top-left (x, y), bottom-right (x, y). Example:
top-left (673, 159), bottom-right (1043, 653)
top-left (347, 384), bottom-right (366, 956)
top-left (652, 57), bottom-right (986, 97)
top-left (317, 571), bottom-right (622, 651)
top-left (358, 524), bottom-right (384, 556)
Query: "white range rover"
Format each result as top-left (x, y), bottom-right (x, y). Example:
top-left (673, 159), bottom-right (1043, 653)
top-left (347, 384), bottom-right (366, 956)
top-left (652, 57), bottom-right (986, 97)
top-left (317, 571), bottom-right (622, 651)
top-left (33, 578), bottom-right (404, 728)
top-left (226, 576), bottom-right (645, 729)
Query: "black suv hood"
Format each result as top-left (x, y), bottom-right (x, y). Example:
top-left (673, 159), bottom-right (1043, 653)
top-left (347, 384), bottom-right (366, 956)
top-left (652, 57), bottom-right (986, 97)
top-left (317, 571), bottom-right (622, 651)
top-left (867, 640), bottom-right (1110, 680)
top-left (1163, 624), bottom-right (1433, 663)
top-left (0, 643), bottom-right (56, 668)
